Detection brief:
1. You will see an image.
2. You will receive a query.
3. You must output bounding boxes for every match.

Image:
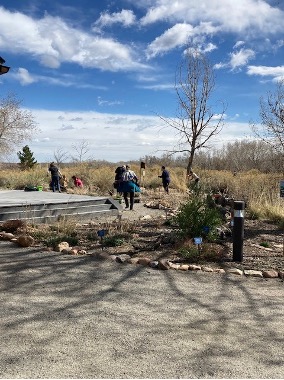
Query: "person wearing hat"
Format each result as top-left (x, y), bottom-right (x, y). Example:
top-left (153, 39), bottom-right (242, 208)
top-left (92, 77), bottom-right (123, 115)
top-left (119, 165), bottom-right (140, 210)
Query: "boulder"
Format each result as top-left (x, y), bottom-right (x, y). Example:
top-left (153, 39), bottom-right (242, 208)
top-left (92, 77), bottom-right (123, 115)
top-left (137, 257), bottom-right (151, 266)
top-left (262, 270), bottom-right (279, 278)
top-left (226, 268), bottom-right (243, 276)
top-left (188, 264), bottom-right (201, 271)
top-left (16, 235), bottom-right (34, 247)
top-left (0, 232), bottom-right (15, 240)
top-left (244, 270), bottom-right (263, 278)
top-left (158, 259), bottom-right (170, 270)
top-left (116, 254), bottom-right (131, 263)
top-left (55, 242), bottom-right (70, 252)
top-left (1, 219), bottom-right (26, 233)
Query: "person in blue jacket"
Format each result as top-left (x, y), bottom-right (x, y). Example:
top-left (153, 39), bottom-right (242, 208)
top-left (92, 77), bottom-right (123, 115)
top-left (158, 165), bottom-right (170, 194)
top-left (118, 165), bottom-right (140, 210)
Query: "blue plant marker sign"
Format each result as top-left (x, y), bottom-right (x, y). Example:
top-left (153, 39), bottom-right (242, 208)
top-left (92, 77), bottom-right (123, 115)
top-left (97, 229), bottom-right (106, 237)
top-left (194, 237), bottom-right (202, 253)
top-left (97, 229), bottom-right (107, 249)
top-left (194, 237), bottom-right (202, 245)
top-left (202, 226), bottom-right (210, 234)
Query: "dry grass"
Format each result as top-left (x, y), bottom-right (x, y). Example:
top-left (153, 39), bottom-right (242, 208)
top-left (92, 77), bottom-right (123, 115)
top-left (0, 164), bottom-right (283, 223)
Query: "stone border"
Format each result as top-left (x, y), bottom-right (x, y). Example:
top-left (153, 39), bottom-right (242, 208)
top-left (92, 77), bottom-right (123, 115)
top-left (1, 232), bottom-right (282, 280)
top-left (107, 253), bottom-right (283, 279)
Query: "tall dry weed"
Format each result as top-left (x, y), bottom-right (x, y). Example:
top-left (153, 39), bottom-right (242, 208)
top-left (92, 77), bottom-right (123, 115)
top-left (0, 164), bottom-right (283, 222)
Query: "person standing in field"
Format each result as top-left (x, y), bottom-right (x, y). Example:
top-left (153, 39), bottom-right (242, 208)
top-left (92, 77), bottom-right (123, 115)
top-left (114, 165), bottom-right (126, 194)
top-left (48, 162), bottom-right (62, 193)
top-left (158, 165), bottom-right (170, 194)
top-left (188, 170), bottom-right (200, 184)
top-left (119, 164), bottom-right (140, 210)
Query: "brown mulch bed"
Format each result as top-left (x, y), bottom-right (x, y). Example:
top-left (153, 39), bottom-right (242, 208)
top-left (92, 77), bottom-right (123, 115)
top-left (73, 215), bottom-right (283, 273)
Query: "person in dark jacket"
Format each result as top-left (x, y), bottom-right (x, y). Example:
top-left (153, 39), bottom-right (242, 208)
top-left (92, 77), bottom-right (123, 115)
top-left (118, 165), bottom-right (140, 210)
top-left (114, 165), bottom-right (126, 193)
top-left (158, 165), bottom-right (170, 194)
top-left (48, 162), bottom-right (62, 193)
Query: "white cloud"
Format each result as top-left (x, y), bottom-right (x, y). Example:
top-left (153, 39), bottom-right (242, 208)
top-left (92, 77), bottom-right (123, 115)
top-left (247, 65), bottom-right (284, 81)
top-left (146, 21), bottom-right (220, 58)
top-left (229, 48), bottom-right (255, 70)
top-left (97, 96), bottom-right (124, 106)
top-left (0, 7), bottom-right (147, 72)
top-left (140, 0), bottom-right (284, 37)
top-left (19, 108), bottom-right (253, 163)
top-left (146, 23), bottom-right (194, 58)
top-left (233, 41), bottom-right (245, 49)
top-left (214, 47), bottom-right (255, 71)
top-left (93, 9), bottom-right (136, 29)
top-left (137, 83), bottom-right (174, 90)
top-left (12, 68), bottom-right (109, 89)
top-left (15, 68), bottom-right (38, 85)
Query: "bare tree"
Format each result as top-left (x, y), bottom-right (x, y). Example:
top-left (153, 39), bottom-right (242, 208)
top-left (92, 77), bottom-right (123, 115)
top-left (71, 139), bottom-right (91, 163)
top-left (251, 80), bottom-right (284, 157)
top-left (160, 50), bottom-right (226, 174)
top-left (54, 147), bottom-right (70, 166)
top-left (0, 93), bottom-right (38, 157)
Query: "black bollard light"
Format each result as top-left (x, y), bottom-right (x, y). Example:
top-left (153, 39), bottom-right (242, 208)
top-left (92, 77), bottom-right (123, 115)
top-left (233, 200), bottom-right (245, 262)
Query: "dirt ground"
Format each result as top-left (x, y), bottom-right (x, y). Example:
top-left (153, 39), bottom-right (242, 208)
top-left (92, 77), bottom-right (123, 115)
top-left (73, 191), bottom-right (284, 273)
top-left (2, 190), bottom-right (282, 273)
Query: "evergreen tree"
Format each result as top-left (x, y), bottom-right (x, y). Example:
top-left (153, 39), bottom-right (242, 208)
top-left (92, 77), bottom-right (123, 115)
top-left (17, 145), bottom-right (37, 170)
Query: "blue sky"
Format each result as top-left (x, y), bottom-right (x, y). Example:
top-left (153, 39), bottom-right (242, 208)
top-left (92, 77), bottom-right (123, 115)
top-left (0, 0), bottom-right (284, 163)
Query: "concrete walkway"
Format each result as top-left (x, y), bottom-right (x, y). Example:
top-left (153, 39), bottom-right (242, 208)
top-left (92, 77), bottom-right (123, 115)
top-left (0, 189), bottom-right (106, 206)
top-left (0, 240), bottom-right (283, 379)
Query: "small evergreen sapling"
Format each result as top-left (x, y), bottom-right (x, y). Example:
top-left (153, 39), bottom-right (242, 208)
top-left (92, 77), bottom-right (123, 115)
top-left (17, 145), bottom-right (37, 170)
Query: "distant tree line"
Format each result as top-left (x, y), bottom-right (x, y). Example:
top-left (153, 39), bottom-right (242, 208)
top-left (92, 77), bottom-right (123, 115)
top-left (140, 138), bottom-right (283, 173)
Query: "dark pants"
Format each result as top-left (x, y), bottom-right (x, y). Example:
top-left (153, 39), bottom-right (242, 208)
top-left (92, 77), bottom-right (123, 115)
top-left (163, 181), bottom-right (169, 193)
top-left (51, 176), bottom-right (61, 192)
top-left (123, 192), bottom-right (134, 209)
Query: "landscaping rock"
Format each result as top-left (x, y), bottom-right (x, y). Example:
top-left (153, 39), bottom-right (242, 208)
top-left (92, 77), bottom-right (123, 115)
top-left (226, 268), bottom-right (243, 276)
top-left (168, 262), bottom-right (180, 270)
top-left (61, 247), bottom-right (73, 254)
top-left (0, 219), bottom-right (26, 233)
top-left (116, 254), bottom-right (131, 263)
top-left (56, 242), bottom-right (70, 252)
top-left (140, 215), bottom-right (152, 221)
top-left (127, 257), bottom-right (140, 264)
top-left (178, 264), bottom-right (189, 271)
top-left (0, 232), bottom-right (15, 240)
top-left (201, 266), bottom-right (214, 272)
top-left (137, 257), bottom-right (151, 266)
top-left (109, 255), bottom-right (118, 261)
top-left (277, 270), bottom-right (284, 279)
top-left (244, 270), bottom-right (263, 278)
top-left (214, 268), bottom-right (226, 274)
top-left (262, 270), bottom-right (279, 278)
top-left (158, 259), bottom-right (170, 270)
top-left (16, 235), bottom-right (34, 247)
top-left (149, 261), bottom-right (159, 268)
top-left (188, 264), bottom-right (201, 271)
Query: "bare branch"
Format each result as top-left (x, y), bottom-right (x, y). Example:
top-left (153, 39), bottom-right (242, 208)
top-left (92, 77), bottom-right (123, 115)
top-left (0, 93), bottom-right (39, 157)
top-left (251, 79), bottom-right (284, 155)
top-left (159, 50), bottom-right (226, 173)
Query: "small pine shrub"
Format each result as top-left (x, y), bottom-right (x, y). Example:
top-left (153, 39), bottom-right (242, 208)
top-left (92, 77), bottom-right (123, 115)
top-left (259, 241), bottom-right (270, 248)
top-left (173, 192), bottom-right (222, 240)
top-left (102, 235), bottom-right (125, 247)
top-left (43, 235), bottom-right (79, 248)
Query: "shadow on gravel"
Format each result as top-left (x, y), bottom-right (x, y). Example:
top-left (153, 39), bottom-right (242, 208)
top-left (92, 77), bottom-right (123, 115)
top-left (0, 241), bottom-right (283, 378)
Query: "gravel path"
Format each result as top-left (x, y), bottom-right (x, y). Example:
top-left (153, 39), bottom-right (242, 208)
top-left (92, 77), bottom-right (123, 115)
top-left (0, 240), bottom-right (283, 379)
